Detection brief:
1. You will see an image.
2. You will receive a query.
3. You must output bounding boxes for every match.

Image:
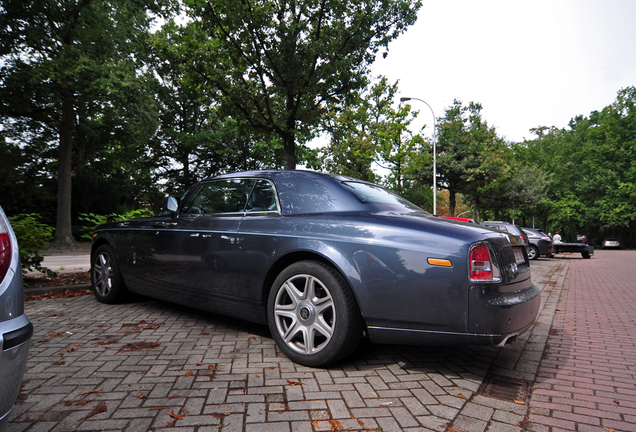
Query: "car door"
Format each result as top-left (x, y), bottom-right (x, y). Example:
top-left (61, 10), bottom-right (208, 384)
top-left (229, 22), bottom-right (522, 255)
top-left (232, 179), bottom-right (282, 301)
top-left (128, 178), bottom-right (255, 307)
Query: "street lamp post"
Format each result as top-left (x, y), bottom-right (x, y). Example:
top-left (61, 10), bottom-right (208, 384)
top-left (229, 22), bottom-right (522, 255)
top-left (400, 97), bottom-right (437, 215)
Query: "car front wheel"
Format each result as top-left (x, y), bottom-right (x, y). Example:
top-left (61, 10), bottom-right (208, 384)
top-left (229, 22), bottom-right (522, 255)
top-left (528, 245), bottom-right (540, 260)
top-left (267, 261), bottom-right (362, 367)
top-left (91, 244), bottom-right (128, 303)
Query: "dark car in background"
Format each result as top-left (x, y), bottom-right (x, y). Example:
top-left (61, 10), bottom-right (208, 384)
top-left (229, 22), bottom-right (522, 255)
top-left (480, 221), bottom-right (530, 252)
top-left (0, 206), bottom-right (33, 428)
top-left (91, 170), bottom-right (540, 367)
top-left (522, 228), bottom-right (554, 260)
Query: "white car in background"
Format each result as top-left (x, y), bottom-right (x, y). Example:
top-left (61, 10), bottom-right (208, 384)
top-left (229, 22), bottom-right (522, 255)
top-left (602, 238), bottom-right (621, 249)
top-left (0, 206), bottom-right (33, 428)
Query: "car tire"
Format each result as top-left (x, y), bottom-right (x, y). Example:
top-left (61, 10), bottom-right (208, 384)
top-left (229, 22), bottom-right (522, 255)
top-left (267, 261), bottom-right (362, 367)
top-left (527, 245), bottom-right (540, 260)
top-left (91, 244), bottom-right (128, 304)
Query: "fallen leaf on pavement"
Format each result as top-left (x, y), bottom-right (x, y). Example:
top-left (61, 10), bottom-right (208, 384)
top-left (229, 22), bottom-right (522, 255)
top-left (328, 419), bottom-right (343, 430)
top-left (85, 402), bottom-right (107, 419)
top-left (76, 389), bottom-right (102, 398)
top-left (169, 410), bottom-right (184, 420)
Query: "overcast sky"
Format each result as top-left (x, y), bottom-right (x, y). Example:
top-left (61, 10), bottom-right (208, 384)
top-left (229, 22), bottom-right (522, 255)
top-left (370, 0), bottom-right (636, 143)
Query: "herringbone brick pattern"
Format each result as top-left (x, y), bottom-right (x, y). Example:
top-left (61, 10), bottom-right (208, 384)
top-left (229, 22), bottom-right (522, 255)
top-left (528, 250), bottom-right (636, 432)
top-left (8, 252), bottom-right (634, 431)
top-left (10, 296), bottom-right (500, 431)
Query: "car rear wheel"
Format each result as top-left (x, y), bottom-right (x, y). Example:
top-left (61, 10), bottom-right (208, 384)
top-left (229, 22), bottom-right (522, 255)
top-left (527, 245), bottom-right (540, 260)
top-left (267, 261), bottom-right (362, 367)
top-left (91, 244), bottom-right (128, 303)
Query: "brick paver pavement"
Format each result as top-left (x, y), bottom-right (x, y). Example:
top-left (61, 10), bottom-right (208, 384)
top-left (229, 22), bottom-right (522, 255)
top-left (7, 251), bottom-right (634, 431)
top-left (527, 250), bottom-right (636, 432)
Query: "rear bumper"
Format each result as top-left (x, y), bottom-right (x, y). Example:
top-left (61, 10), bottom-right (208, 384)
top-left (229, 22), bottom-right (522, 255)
top-left (536, 241), bottom-right (553, 256)
top-left (367, 282), bottom-right (540, 346)
top-left (0, 314), bottom-right (33, 426)
top-left (468, 280), bottom-right (540, 335)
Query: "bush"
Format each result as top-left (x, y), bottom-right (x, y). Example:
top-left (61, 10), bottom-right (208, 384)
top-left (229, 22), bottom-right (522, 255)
top-left (79, 209), bottom-right (154, 241)
top-left (7, 213), bottom-right (56, 276)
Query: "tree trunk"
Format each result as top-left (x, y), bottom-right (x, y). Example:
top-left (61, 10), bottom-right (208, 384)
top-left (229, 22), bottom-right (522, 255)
top-left (474, 195), bottom-right (481, 222)
top-left (282, 131), bottom-right (296, 170)
top-left (76, 123), bottom-right (86, 180)
top-left (448, 189), bottom-right (456, 217)
top-left (53, 91), bottom-right (78, 247)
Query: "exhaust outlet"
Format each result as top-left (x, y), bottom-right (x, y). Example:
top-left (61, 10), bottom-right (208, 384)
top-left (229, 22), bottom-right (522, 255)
top-left (495, 333), bottom-right (518, 348)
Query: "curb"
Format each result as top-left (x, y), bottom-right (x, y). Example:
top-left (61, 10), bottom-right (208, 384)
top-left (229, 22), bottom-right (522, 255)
top-left (23, 284), bottom-right (92, 297)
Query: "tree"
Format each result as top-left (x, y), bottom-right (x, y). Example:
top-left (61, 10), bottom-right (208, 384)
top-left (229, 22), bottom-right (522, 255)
top-left (0, 0), bottom-right (170, 245)
top-left (433, 100), bottom-right (507, 218)
top-left (322, 94), bottom-right (378, 182)
top-left (151, 20), bottom-right (286, 194)
top-left (369, 78), bottom-right (424, 196)
top-left (183, 0), bottom-right (422, 169)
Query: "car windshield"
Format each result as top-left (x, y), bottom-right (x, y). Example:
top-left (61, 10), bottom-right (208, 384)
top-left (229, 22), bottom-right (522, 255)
top-left (342, 182), bottom-right (423, 211)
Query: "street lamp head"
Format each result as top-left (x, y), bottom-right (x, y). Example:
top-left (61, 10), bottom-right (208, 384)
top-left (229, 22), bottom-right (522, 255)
top-left (397, 95), bottom-right (437, 216)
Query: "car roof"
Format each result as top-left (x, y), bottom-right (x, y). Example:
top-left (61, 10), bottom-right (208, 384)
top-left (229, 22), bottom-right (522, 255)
top-left (210, 169), bottom-right (361, 184)
top-left (200, 170), bottom-right (422, 216)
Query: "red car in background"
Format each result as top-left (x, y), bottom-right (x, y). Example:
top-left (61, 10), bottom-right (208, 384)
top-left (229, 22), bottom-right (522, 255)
top-left (438, 216), bottom-right (477, 223)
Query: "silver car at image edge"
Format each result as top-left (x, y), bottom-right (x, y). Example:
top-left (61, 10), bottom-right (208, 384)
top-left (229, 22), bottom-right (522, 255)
top-left (0, 206), bottom-right (33, 429)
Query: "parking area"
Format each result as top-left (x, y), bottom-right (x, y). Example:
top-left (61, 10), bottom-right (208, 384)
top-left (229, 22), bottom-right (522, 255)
top-left (7, 253), bottom-right (624, 432)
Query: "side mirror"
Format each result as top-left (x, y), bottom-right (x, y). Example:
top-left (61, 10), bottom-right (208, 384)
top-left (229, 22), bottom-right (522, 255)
top-left (165, 196), bottom-right (179, 213)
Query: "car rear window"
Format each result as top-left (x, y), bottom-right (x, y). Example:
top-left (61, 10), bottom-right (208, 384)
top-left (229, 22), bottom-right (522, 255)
top-left (485, 224), bottom-right (510, 233)
top-left (342, 182), bottom-right (422, 211)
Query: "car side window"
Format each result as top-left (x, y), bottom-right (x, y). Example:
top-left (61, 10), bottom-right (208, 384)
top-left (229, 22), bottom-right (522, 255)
top-left (181, 179), bottom-right (255, 215)
top-left (245, 180), bottom-right (278, 213)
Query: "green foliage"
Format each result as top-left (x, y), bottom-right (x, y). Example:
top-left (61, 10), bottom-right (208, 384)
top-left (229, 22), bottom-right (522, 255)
top-left (182, 0), bottom-right (422, 169)
top-left (79, 210), bottom-right (155, 241)
top-left (0, 0), bottom-right (172, 244)
top-left (323, 76), bottom-right (427, 203)
top-left (512, 86), bottom-right (636, 245)
top-left (7, 214), bottom-right (55, 276)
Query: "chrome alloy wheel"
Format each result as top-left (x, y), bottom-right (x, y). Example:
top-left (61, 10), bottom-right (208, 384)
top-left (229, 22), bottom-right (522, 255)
top-left (93, 251), bottom-right (114, 297)
top-left (273, 274), bottom-right (335, 355)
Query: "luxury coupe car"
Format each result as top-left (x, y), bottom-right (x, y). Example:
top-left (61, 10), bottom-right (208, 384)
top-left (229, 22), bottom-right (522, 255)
top-left (91, 170), bottom-right (540, 367)
top-left (0, 206), bottom-right (33, 428)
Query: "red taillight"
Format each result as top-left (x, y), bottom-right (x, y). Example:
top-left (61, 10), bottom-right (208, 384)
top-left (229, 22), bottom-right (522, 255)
top-left (470, 244), bottom-right (493, 280)
top-left (0, 231), bottom-right (12, 282)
